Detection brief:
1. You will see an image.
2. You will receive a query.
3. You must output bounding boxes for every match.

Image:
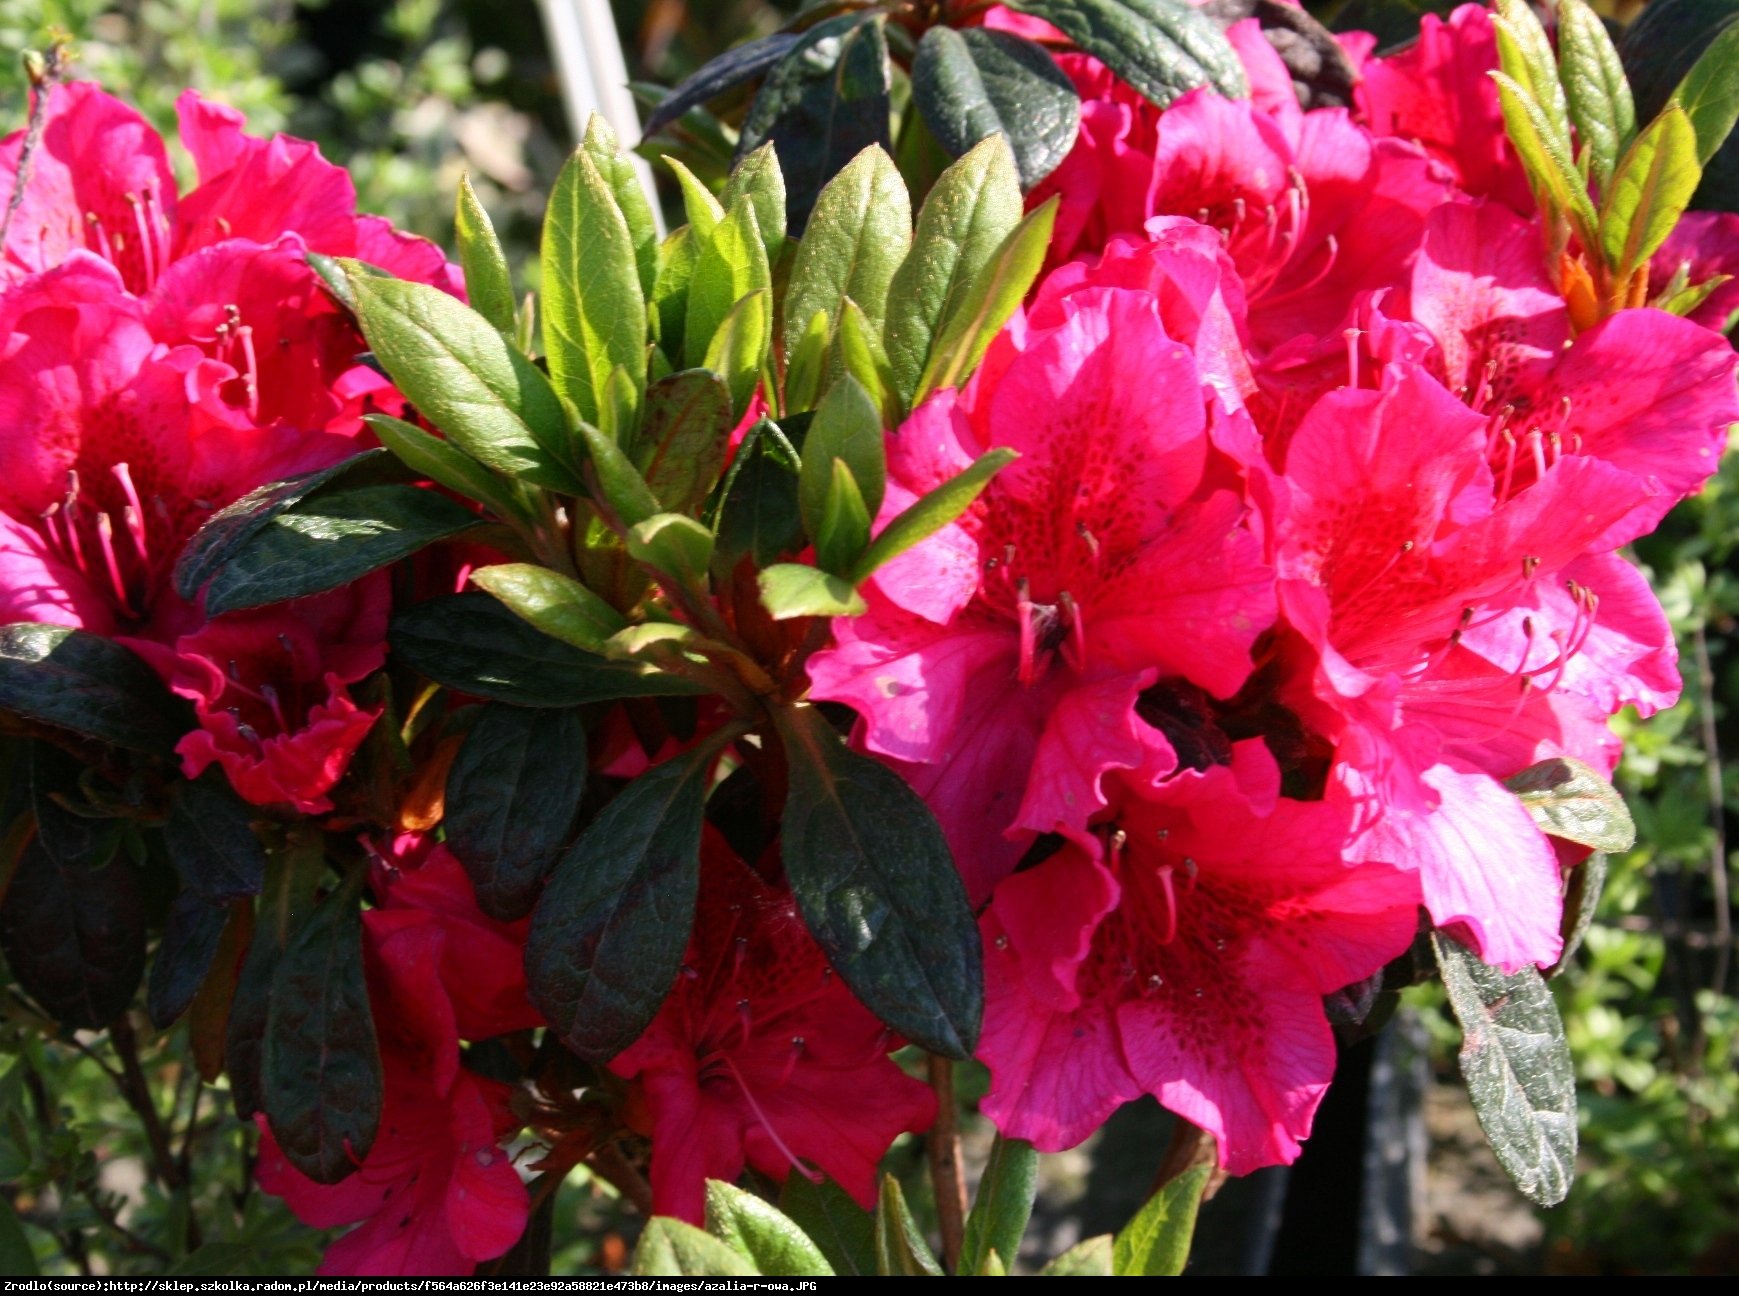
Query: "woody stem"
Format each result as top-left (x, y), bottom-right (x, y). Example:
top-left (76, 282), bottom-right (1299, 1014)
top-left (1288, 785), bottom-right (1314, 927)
top-left (926, 1055), bottom-right (968, 1272)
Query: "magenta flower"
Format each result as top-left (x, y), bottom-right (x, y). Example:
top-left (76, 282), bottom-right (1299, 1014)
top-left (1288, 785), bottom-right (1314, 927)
top-left (978, 750), bottom-right (1418, 1171)
top-left (808, 286), bottom-right (1273, 899)
top-left (611, 830), bottom-right (936, 1224)
top-left (1650, 212), bottom-right (1739, 333)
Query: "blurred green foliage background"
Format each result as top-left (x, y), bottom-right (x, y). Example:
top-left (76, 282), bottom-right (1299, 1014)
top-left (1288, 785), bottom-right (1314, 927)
top-left (0, 0), bottom-right (1732, 1276)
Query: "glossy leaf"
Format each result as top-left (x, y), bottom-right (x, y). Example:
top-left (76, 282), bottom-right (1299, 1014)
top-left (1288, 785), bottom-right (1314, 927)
top-left (798, 374), bottom-right (885, 539)
top-left (1504, 756), bottom-right (1637, 853)
top-left (470, 563), bottom-right (626, 654)
top-left (634, 1218), bottom-right (758, 1276)
top-left (776, 704), bottom-right (982, 1059)
top-left (628, 513), bottom-right (717, 586)
top-left (163, 774), bottom-right (267, 903)
top-left (1557, 0), bottom-right (1636, 188)
top-left (0, 839), bottom-right (144, 1029)
top-left (721, 141), bottom-right (788, 266)
top-left (345, 269), bottom-right (582, 492)
top-left (644, 32), bottom-right (802, 135)
top-left (814, 458), bottom-right (872, 575)
top-left (828, 298), bottom-right (899, 422)
top-left (705, 1180), bottom-right (835, 1277)
top-left (525, 740), bottom-right (717, 1061)
top-left (783, 146), bottom-right (912, 365)
top-left (652, 226), bottom-right (700, 362)
top-left (757, 563), bottom-right (866, 619)
top-left (1112, 1163), bottom-right (1210, 1275)
top-left (226, 846), bottom-right (320, 1119)
top-left (714, 417), bottom-right (806, 567)
top-left (635, 369), bottom-right (735, 516)
top-left (885, 137), bottom-right (1024, 405)
top-left (582, 115), bottom-right (660, 298)
top-left (29, 740), bottom-right (117, 868)
top-left (780, 1173), bottom-right (877, 1277)
top-left (392, 593), bottom-right (706, 707)
top-left (739, 13), bottom-right (892, 234)
top-left (1672, 19), bottom-right (1739, 166)
top-left (687, 196), bottom-right (772, 371)
top-left (961, 1134), bottom-right (1039, 1278)
top-left (703, 287), bottom-right (773, 416)
top-left (913, 27), bottom-right (1080, 189)
top-left (456, 173), bottom-right (517, 334)
top-left (146, 892), bottom-right (230, 1029)
top-left (1433, 933), bottom-right (1577, 1207)
top-left (1600, 104), bottom-right (1702, 278)
top-left (445, 704), bottom-right (588, 922)
top-left (873, 1174), bottom-right (944, 1276)
top-left (0, 624), bottom-right (186, 754)
top-left (784, 308), bottom-right (832, 414)
top-left (1004, 0), bottom-right (1247, 106)
top-left (365, 414), bottom-right (522, 522)
top-left (575, 417), bottom-right (661, 527)
top-left (203, 483), bottom-right (479, 616)
top-left (848, 448), bottom-right (1017, 582)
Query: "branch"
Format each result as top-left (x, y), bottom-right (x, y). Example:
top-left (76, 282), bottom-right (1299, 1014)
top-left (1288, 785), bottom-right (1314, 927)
top-left (588, 1139), bottom-right (654, 1218)
top-left (927, 1055), bottom-right (967, 1272)
top-left (110, 1013), bottom-right (182, 1191)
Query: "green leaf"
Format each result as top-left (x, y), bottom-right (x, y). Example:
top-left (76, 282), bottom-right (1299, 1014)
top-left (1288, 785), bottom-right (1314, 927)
top-left (738, 13), bottom-right (893, 234)
top-left (574, 417), bottom-right (661, 527)
top-left (780, 1173), bottom-right (877, 1277)
top-left (469, 562), bottom-right (627, 654)
top-left (0, 1196), bottom-right (38, 1276)
top-left (1557, 0), bottom-right (1636, 188)
top-left (227, 844), bottom-right (322, 1119)
top-left (543, 146), bottom-right (648, 432)
top-left (445, 704), bottom-right (587, 922)
top-left (525, 740), bottom-right (717, 1061)
top-left (346, 270), bottom-right (582, 493)
top-left (1493, 0), bottom-right (1570, 139)
top-left (166, 1243), bottom-right (250, 1276)
top-left (1547, 851), bottom-right (1607, 979)
top-left (262, 878), bottom-right (382, 1184)
top-left (916, 198), bottom-right (1057, 403)
top-left (1493, 73), bottom-right (1602, 247)
top-left (456, 173), bottom-right (517, 335)
top-left (0, 624), bottom-right (187, 754)
top-left (392, 593), bottom-right (707, 707)
top-left (757, 563), bottom-right (867, 619)
top-left (782, 146), bottom-right (912, 367)
top-left (634, 369), bottom-right (735, 516)
top-left (687, 196), bottom-right (772, 371)
top-left (652, 226), bottom-right (700, 363)
top-left (1671, 19), bottom-right (1739, 166)
top-left (912, 28), bottom-right (1080, 190)
top-left (873, 1174), bottom-right (944, 1276)
top-left (666, 155), bottom-right (726, 237)
top-left (1112, 1163), bottom-right (1210, 1275)
top-left (705, 1180), bottom-right (835, 1276)
top-left (961, 1134), bottom-right (1039, 1278)
top-left (1600, 104), bottom-right (1702, 278)
top-left (828, 297), bottom-right (900, 423)
top-left (627, 512), bottom-right (717, 585)
top-left (1503, 755), bottom-right (1637, 853)
top-left (634, 1218), bottom-right (758, 1276)
top-left (645, 32), bottom-right (803, 135)
top-left (775, 704), bottom-right (982, 1058)
top-left (174, 448), bottom-right (408, 600)
top-left (0, 838), bottom-right (144, 1029)
top-left (163, 775), bottom-right (267, 903)
top-left (714, 416), bottom-right (806, 567)
top-left (814, 458), bottom-right (872, 574)
top-left (703, 287), bottom-right (774, 416)
top-left (146, 892), bottom-right (229, 1030)
top-left (799, 374), bottom-right (886, 538)
top-left (784, 308), bottom-right (832, 414)
top-left (1003, 0), bottom-right (1247, 106)
top-left (202, 483), bottom-right (480, 616)
top-left (1040, 1235), bottom-right (1114, 1277)
top-left (721, 141), bottom-right (788, 266)
top-left (1432, 932), bottom-right (1578, 1207)
top-left (365, 414), bottom-right (522, 522)
top-left (885, 137), bottom-right (1024, 406)
top-left (582, 114), bottom-right (660, 299)
top-left (848, 448), bottom-right (1017, 582)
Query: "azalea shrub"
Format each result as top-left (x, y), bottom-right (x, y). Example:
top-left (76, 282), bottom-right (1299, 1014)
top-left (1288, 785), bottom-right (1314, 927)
top-left (1, 0), bottom-right (1737, 1277)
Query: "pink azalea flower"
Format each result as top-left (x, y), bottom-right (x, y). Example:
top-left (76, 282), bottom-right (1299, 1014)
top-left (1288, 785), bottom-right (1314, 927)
top-left (1649, 210), bottom-right (1739, 334)
top-left (978, 749), bottom-right (1418, 1171)
top-left (1355, 3), bottom-right (1535, 215)
top-left (611, 830), bottom-right (936, 1224)
top-left (808, 286), bottom-right (1273, 899)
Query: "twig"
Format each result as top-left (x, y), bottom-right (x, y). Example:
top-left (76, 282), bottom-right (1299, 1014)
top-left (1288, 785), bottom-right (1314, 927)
top-left (1693, 623), bottom-right (1732, 1047)
top-left (588, 1139), bottom-right (654, 1217)
top-left (926, 1055), bottom-right (967, 1272)
top-left (0, 44), bottom-right (70, 252)
top-left (110, 1014), bottom-right (182, 1190)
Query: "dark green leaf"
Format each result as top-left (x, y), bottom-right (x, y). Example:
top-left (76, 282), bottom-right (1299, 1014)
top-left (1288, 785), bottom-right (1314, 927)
top-left (163, 775), bottom-right (267, 903)
top-left (0, 1194), bottom-right (36, 1275)
top-left (757, 563), bottom-right (866, 619)
top-left (873, 1174), bottom-right (944, 1276)
top-left (1557, 0), bottom-right (1636, 188)
top-left (799, 374), bottom-right (885, 539)
top-left (1005, 0), bottom-right (1247, 106)
top-left (456, 173), bottom-right (517, 334)
top-left (543, 145), bottom-right (648, 431)
top-left (776, 704), bottom-right (982, 1058)
top-left (1672, 18), bottom-right (1739, 166)
top-left (0, 839), bottom-right (144, 1028)
top-left (1547, 852), bottom-right (1607, 979)
top-left (392, 594), bottom-right (706, 707)
top-left (1432, 932), bottom-right (1577, 1206)
top-left (0, 624), bottom-right (187, 754)
top-left (652, 226), bottom-right (699, 364)
top-left (961, 1134), bottom-right (1039, 1277)
top-left (645, 33), bottom-right (803, 135)
top-left (705, 1179), bottom-right (835, 1276)
top-left (263, 878), bottom-right (382, 1184)
top-left (1112, 1163), bottom-right (1209, 1275)
top-left (166, 1244), bottom-right (251, 1276)
top-left (1504, 756), bottom-right (1637, 853)
top-left (780, 1172), bottom-right (877, 1277)
top-left (635, 369), bottom-right (735, 516)
top-left (714, 417), bottom-right (807, 567)
top-left (346, 270), bottom-right (582, 492)
top-left (173, 448), bottom-right (408, 600)
top-left (469, 563), bottom-right (627, 654)
top-left (227, 845), bottom-right (321, 1119)
top-left (813, 458), bottom-right (872, 575)
top-left (446, 704), bottom-right (587, 922)
top-left (634, 1218), bottom-right (758, 1276)
top-left (912, 28), bottom-right (1080, 189)
top-left (525, 739), bottom-right (717, 1061)
top-left (582, 115), bottom-right (660, 300)
top-left (849, 448), bottom-right (1017, 582)
top-left (738, 14), bottom-right (893, 235)
top-left (29, 740), bottom-right (117, 868)
top-left (146, 891), bottom-right (229, 1028)
top-left (885, 137), bottom-right (1024, 406)
top-left (1041, 1235), bottom-right (1114, 1276)
top-left (203, 483), bottom-right (479, 616)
